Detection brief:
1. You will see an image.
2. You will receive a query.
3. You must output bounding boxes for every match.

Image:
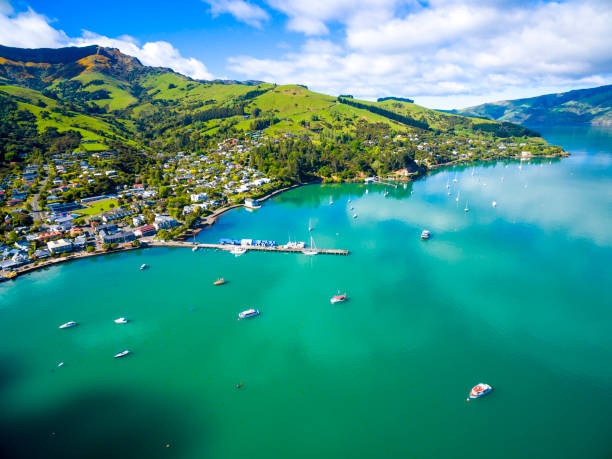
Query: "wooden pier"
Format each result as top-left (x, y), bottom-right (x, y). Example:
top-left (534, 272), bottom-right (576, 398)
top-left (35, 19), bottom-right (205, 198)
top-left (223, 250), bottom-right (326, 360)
top-left (148, 240), bottom-right (349, 256)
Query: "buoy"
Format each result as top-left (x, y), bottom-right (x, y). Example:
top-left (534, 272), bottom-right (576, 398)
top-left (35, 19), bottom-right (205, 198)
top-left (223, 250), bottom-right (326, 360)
top-left (165, 444), bottom-right (170, 448)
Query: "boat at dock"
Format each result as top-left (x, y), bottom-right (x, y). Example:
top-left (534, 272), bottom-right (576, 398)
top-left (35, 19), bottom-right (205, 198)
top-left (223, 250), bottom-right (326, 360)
top-left (421, 230), bottom-right (431, 240)
top-left (192, 246), bottom-right (198, 252)
top-left (302, 236), bottom-right (318, 256)
top-left (59, 321), bottom-right (77, 329)
top-left (230, 247), bottom-right (247, 256)
top-left (330, 293), bottom-right (347, 304)
top-left (238, 309), bottom-right (260, 320)
top-left (213, 278), bottom-right (226, 286)
top-left (468, 383), bottom-right (492, 400)
top-left (0, 271), bottom-right (17, 282)
top-left (114, 350), bottom-right (131, 359)
top-left (114, 317), bottom-right (128, 324)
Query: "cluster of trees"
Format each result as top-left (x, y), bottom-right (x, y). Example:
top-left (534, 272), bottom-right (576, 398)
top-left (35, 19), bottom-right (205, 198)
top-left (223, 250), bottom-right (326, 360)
top-left (338, 97), bottom-right (429, 130)
top-left (472, 122), bottom-right (540, 138)
top-left (249, 121), bottom-right (420, 183)
top-left (377, 97), bottom-right (414, 103)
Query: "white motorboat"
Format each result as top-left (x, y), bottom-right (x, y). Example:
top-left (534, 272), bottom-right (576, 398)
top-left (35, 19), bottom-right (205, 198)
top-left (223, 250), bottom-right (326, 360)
top-left (230, 247), bottom-right (247, 256)
top-left (114, 350), bottom-right (131, 359)
top-left (468, 383), bottom-right (492, 400)
top-left (238, 309), bottom-right (260, 320)
top-left (59, 321), bottom-right (77, 329)
top-left (114, 317), bottom-right (128, 324)
top-left (140, 264), bottom-right (147, 270)
top-left (421, 230), bottom-right (431, 240)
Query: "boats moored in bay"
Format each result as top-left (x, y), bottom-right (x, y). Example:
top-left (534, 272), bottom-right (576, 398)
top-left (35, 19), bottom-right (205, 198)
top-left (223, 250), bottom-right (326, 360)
top-left (238, 309), bottom-right (260, 320)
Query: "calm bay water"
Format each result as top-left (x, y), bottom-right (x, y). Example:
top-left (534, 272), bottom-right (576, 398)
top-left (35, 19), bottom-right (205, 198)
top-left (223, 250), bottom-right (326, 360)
top-left (1, 126), bottom-right (612, 458)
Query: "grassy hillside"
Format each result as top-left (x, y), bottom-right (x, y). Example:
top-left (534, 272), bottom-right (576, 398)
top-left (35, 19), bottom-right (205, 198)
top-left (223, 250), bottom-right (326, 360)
top-left (453, 85), bottom-right (612, 126)
top-left (0, 44), bottom-right (563, 177)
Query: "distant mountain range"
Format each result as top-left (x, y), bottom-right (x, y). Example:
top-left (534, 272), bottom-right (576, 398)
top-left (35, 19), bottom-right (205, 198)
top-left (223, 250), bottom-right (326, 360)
top-left (451, 85), bottom-right (612, 126)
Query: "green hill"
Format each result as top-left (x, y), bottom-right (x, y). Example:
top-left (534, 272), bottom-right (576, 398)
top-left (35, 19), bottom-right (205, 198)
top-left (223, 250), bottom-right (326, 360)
top-left (452, 85), bottom-right (612, 126)
top-left (0, 45), bottom-right (563, 180)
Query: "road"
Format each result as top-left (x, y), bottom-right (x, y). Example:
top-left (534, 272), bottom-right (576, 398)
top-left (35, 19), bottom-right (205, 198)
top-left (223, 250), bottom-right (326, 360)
top-left (30, 175), bottom-right (49, 222)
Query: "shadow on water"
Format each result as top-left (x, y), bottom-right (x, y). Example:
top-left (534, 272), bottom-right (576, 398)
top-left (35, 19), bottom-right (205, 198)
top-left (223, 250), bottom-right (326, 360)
top-left (0, 384), bottom-right (208, 459)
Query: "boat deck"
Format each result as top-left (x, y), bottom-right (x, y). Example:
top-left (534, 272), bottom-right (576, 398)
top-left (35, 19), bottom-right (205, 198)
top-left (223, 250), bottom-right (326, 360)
top-left (148, 240), bottom-right (349, 256)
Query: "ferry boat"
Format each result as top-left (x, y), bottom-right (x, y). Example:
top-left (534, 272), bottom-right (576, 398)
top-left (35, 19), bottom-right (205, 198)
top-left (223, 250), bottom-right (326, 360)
top-left (114, 350), bottom-right (131, 359)
top-left (468, 383), bottom-right (492, 400)
top-left (59, 321), bottom-right (77, 329)
top-left (330, 293), bottom-right (347, 304)
top-left (421, 230), bottom-right (431, 240)
top-left (140, 264), bottom-right (147, 270)
top-left (238, 309), bottom-right (260, 320)
top-left (114, 317), bottom-right (128, 324)
top-left (213, 278), bottom-right (226, 286)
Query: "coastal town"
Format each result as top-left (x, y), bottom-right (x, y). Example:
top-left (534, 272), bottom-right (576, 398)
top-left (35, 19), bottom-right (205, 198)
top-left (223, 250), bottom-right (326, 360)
top-left (0, 134), bottom-right (280, 280)
top-left (0, 127), bottom-right (564, 281)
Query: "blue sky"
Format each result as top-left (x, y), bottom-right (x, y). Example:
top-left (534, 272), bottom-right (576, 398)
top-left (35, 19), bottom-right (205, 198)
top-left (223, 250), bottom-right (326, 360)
top-left (1, 0), bottom-right (611, 109)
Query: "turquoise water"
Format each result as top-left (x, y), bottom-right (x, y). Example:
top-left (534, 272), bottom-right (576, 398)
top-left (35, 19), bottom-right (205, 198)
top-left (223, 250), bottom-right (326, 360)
top-left (1, 126), bottom-right (612, 458)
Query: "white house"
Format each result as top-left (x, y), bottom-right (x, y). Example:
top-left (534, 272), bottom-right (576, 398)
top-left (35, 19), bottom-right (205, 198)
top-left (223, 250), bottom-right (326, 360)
top-left (190, 193), bottom-right (208, 203)
top-left (47, 239), bottom-right (73, 254)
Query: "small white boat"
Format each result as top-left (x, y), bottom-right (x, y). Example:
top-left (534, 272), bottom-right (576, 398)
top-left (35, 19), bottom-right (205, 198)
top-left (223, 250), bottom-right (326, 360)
top-left (192, 246), bottom-right (198, 252)
top-left (329, 195), bottom-right (334, 205)
top-left (114, 350), bottom-right (131, 359)
top-left (238, 309), bottom-right (260, 320)
top-left (59, 321), bottom-right (77, 329)
top-left (384, 190), bottom-right (389, 197)
top-left (403, 183), bottom-right (407, 190)
top-left (421, 230), bottom-right (431, 240)
top-left (140, 264), bottom-right (147, 271)
top-left (330, 293), bottom-right (347, 304)
top-left (456, 191), bottom-right (460, 202)
top-left (365, 189), bottom-right (369, 194)
top-left (348, 198), bottom-right (351, 203)
top-left (230, 247), bottom-right (247, 256)
top-left (464, 201), bottom-right (469, 212)
top-left (114, 317), bottom-right (128, 324)
top-left (492, 201), bottom-right (497, 207)
top-left (302, 236), bottom-right (318, 255)
top-left (57, 362), bottom-right (64, 367)
top-left (353, 213), bottom-right (358, 219)
top-left (468, 383), bottom-right (492, 400)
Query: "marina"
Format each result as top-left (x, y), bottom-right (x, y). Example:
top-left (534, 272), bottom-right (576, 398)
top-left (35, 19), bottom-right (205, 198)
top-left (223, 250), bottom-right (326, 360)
top-left (147, 240), bottom-right (349, 256)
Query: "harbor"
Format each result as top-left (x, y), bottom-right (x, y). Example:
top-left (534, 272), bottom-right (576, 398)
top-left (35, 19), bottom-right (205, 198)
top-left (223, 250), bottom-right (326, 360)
top-left (147, 239), bottom-right (349, 255)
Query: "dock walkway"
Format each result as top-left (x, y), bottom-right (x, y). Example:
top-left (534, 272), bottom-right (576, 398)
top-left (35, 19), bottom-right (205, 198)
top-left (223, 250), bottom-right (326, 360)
top-left (148, 240), bottom-right (349, 256)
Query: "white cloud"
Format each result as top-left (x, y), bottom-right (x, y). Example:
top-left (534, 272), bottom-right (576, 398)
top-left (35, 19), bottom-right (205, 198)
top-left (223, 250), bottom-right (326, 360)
top-left (204, 0), bottom-right (269, 27)
top-left (0, 6), bottom-right (213, 80)
top-left (227, 0), bottom-right (612, 108)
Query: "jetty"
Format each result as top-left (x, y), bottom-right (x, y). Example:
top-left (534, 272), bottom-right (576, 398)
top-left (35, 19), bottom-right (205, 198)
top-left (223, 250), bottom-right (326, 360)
top-left (148, 240), bottom-right (349, 256)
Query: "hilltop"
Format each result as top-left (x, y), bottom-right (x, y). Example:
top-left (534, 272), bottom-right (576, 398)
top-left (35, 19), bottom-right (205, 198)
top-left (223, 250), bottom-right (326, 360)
top-left (451, 85), bottom-right (612, 126)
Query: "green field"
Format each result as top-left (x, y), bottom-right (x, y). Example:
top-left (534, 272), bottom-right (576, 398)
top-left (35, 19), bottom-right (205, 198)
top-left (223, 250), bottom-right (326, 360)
top-left (74, 198), bottom-right (119, 216)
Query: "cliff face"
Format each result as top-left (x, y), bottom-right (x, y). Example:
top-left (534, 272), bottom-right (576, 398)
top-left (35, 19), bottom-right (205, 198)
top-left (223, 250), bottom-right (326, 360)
top-left (0, 45), bottom-right (145, 89)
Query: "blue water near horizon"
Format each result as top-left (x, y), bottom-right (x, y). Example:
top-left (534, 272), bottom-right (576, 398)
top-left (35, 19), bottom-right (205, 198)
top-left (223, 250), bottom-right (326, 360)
top-left (1, 126), bottom-right (611, 459)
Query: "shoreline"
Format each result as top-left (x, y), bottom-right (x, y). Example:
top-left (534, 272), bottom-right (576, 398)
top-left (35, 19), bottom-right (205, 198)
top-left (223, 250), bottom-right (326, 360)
top-left (2, 153), bottom-right (568, 282)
